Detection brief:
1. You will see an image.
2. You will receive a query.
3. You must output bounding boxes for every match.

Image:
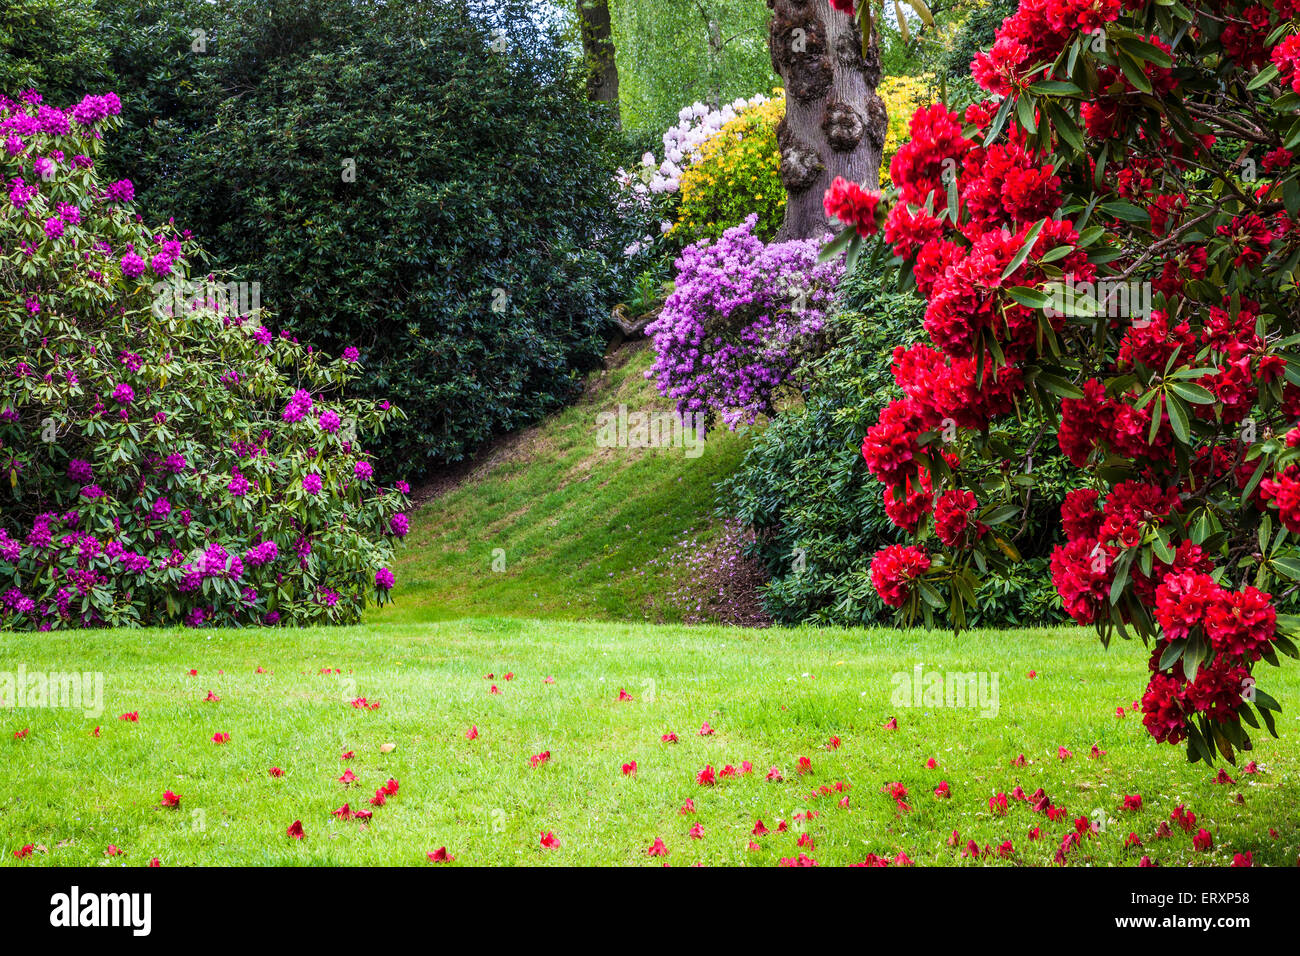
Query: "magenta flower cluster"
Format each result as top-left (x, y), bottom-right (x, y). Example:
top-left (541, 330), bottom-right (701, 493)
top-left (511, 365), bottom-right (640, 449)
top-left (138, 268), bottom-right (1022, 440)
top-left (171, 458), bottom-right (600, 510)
top-left (0, 90), bottom-right (409, 631)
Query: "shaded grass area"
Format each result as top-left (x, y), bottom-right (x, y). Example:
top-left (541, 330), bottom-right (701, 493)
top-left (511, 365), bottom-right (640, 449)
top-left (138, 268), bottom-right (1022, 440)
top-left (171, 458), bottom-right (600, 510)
top-left (2, 619), bottom-right (1297, 866)
top-left (375, 344), bottom-right (755, 625)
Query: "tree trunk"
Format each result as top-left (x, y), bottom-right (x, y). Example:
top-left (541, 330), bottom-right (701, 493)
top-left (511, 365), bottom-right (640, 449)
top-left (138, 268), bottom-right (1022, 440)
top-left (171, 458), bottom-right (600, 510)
top-left (706, 16), bottom-right (723, 109)
top-left (577, 0), bottom-right (621, 124)
top-left (767, 0), bottom-right (886, 240)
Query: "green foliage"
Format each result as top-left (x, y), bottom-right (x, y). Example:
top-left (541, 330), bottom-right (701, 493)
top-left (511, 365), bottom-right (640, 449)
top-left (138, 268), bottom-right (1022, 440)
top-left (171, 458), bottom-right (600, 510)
top-left (723, 268), bottom-right (1072, 629)
top-left (612, 0), bottom-right (775, 134)
top-left (0, 0), bottom-right (113, 102)
top-left (93, 0), bottom-right (633, 477)
top-left (621, 266), bottom-right (670, 314)
top-left (941, 0), bottom-right (1017, 82)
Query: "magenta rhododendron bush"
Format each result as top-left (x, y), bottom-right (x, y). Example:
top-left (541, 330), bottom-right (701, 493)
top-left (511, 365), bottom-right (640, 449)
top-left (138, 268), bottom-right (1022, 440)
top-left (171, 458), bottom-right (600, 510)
top-left (0, 91), bottom-right (409, 629)
top-left (821, 0), bottom-right (1300, 763)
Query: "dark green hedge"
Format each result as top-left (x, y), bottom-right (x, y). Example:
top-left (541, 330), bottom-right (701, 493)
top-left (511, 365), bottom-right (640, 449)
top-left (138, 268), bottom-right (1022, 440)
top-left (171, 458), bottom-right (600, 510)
top-left (140, 1), bottom-right (632, 477)
top-left (0, 0), bottom-right (112, 103)
top-left (12, 0), bottom-right (635, 479)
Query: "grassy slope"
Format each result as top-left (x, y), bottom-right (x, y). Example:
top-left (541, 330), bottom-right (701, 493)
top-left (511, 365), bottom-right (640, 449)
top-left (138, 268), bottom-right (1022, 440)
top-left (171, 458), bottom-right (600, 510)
top-left (2, 619), bottom-right (1297, 866)
top-left (374, 343), bottom-right (754, 625)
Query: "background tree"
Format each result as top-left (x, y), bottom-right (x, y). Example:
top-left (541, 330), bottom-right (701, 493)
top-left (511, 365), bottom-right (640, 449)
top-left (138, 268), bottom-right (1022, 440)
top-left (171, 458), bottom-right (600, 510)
top-left (576, 0), bottom-right (621, 121)
top-left (767, 0), bottom-right (889, 239)
top-left (612, 0), bottom-right (774, 134)
top-left (69, 0), bottom-right (632, 481)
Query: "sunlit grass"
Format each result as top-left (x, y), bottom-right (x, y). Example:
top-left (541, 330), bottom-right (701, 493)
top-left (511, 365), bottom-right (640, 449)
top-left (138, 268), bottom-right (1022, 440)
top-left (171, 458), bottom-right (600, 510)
top-left (375, 345), bottom-right (755, 625)
top-left (3, 618), bottom-right (1296, 866)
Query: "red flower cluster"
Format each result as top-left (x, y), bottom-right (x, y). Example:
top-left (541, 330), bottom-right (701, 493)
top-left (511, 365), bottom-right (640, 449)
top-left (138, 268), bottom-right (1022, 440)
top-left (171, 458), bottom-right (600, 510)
top-left (836, 0), bottom-right (1300, 758)
top-left (884, 203), bottom-right (943, 260)
top-left (1216, 214), bottom-right (1276, 268)
top-left (1050, 480), bottom-right (1208, 627)
top-left (934, 489), bottom-right (985, 548)
top-left (1058, 379), bottom-right (1169, 468)
top-left (891, 345), bottom-right (1022, 432)
top-left (861, 400), bottom-right (925, 487)
top-left (1272, 33), bottom-right (1300, 94)
top-left (1261, 467), bottom-right (1300, 533)
top-left (823, 177), bottom-right (882, 237)
top-left (889, 105), bottom-right (973, 207)
top-left (870, 545), bottom-right (931, 608)
top-left (1060, 488), bottom-right (1102, 540)
top-left (1138, 571), bottom-right (1276, 744)
top-left (859, 96), bottom-right (1093, 608)
top-left (883, 467), bottom-right (933, 532)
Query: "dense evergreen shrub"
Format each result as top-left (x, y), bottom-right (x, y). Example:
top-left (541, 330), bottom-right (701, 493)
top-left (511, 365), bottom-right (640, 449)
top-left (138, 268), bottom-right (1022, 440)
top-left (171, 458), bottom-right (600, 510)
top-left (0, 0), bottom-right (112, 104)
top-left (78, 0), bottom-right (633, 478)
top-left (723, 267), bottom-right (1072, 628)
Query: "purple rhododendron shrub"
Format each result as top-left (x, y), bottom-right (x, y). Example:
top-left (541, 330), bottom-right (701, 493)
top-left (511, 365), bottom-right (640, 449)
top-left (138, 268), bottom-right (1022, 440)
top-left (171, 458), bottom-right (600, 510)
top-left (0, 90), bottom-right (409, 629)
top-left (645, 214), bottom-right (844, 430)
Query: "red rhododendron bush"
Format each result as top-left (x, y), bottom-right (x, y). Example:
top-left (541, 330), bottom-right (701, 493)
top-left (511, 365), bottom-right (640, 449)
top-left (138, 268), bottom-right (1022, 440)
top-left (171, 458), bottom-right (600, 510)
top-left (0, 91), bottom-right (409, 629)
top-left (821, 0), bottom-right (1300, 764)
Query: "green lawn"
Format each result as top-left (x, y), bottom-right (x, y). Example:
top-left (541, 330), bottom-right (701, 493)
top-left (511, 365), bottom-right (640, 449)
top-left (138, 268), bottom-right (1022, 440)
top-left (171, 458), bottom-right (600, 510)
top-left (375, 343), bottom-right (755, 625)
top-left (3, 619), bottom-right (1296, 866)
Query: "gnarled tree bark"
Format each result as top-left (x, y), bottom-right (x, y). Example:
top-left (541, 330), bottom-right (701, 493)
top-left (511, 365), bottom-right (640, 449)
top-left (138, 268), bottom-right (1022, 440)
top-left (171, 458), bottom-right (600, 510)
top-left (767, 0), bottom-right (886, 240)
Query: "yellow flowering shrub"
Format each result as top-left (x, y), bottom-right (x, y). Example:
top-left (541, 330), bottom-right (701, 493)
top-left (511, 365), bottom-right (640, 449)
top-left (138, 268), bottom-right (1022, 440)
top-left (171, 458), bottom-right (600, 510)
top-left (671, 77), bottom-right (931, 246)
top-left (878, 74), bottom-right (932, 189)
top-left (672, 93), bottom-right (785, 247)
